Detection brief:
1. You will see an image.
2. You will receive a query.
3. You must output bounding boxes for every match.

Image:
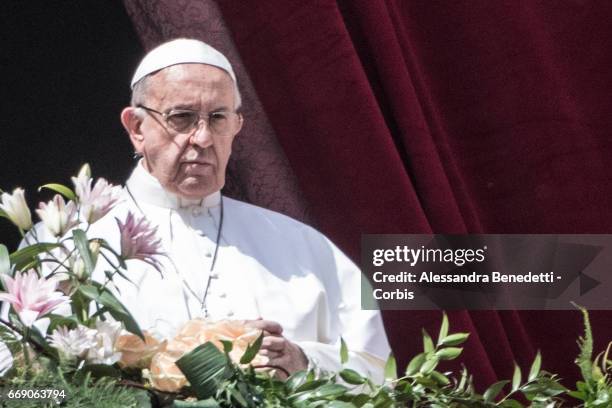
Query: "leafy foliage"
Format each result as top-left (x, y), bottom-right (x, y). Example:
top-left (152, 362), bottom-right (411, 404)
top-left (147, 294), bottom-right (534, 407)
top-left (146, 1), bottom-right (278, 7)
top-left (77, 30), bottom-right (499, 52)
top-left (567, 304), bottom-right (612, 407)
top-left (0, 358), bottom-right (148, 407)
top-left (0, 309), bottom-right (610, 407)
top-left (161, 313), bottom-right (568, 407)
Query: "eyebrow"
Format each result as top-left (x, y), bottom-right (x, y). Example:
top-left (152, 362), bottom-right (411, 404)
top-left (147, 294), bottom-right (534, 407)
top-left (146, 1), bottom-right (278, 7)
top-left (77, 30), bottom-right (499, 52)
top-left (170, 104), bottom-right (197, 111)
top-left (169, 104), bottom-right (232, 112)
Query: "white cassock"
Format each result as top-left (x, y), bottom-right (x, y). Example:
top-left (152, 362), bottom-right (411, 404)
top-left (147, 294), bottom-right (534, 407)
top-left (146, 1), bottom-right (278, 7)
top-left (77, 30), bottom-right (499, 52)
top-left (90, 164), bottom-right (390, 381)
top-left (2, 163), bottom-right (391, 382)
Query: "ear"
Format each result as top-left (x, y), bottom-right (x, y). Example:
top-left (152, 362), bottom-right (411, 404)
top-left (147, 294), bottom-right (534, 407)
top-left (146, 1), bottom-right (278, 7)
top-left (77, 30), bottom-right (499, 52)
top-left (233, 113), bottom-right (244, 136)
top-left (121, 107), bottom-right (146, 152)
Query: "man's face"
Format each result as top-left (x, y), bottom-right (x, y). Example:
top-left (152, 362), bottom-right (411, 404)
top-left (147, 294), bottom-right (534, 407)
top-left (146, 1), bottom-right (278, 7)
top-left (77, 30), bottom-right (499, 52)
top-left (128, 64), bottom-right (241, 199)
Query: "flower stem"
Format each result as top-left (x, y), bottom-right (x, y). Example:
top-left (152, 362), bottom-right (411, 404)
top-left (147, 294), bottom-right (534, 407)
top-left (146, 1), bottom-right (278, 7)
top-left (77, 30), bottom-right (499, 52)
top-left (0, 318), bottom-right (52, 359)
top-left (22, 327), bottom-right (30, 376)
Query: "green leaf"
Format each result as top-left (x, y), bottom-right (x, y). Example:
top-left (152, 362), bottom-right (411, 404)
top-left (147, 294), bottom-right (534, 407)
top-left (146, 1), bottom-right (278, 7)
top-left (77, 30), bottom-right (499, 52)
top-left (422, 329), bottom-right (434, 353)
top-left (437, 312), bottom-right (449, 346)
top-left (47, 314), bottom-right (80, 333)
top-left (286, 370), bottom-right (309, 391)
top-left (294, 379), bottom-right (328, 393)
top-left (384, 354), bottom-right (397, 381)
top-left (414, 375), bottom-right (437, 387)
top-left (500, 399), bottom-right (524, 408)
top-left (311, 383), bottom-right (348, 399)
top-left (89, 306), bottom-right (111, 320)
top-left (228, 387), bottom-right (248, 406)
top-left (220, 339), bottom-right (233, 354)
top-left (78, 282), bottom-right (143, 339)
top-left (10, 243), bottom-right (61, 270)
top-left (0, 244), bottom-right (10, 276)
top-left (175, 342), bottom-right (229, 400)
top-left (435, 347), bottom-right (462, 360)
top-left (340, 337), bottom-right (349, 364)
top-left (484, 380), bottom-right (509, 403)
top-left (512, 363), bottom-right (522, 392)
top-left (351, 394), bottom-right (372, 406)
top-left (567, 390), bottom-right (586, 401)
top-left (239, 331), bottom-right (263, 364)
top-left (339, 368), bottom-right (366, 385)
top-left (405, 352), bottom-right (426, 376)
top-left (430, 370), bottom-right (450, 386)
top-left (324, 402), bottom-right (355, 408)
top-left (288, 380), bottom-right (341, 404)
top-left (528, 351), bottom-right (542, 381)
top-left (38, 183), bottom-right (76, 201)
top-left (287, 389), bottom-right (317, 404)
top-left (172, 398), bottom-right (220, 407)
top-left (73, 229), bottom-right (95, 277)
top-left (439, 332), bottom-right (470, 347)
top-left (419, 355), bottom-right (439, 374)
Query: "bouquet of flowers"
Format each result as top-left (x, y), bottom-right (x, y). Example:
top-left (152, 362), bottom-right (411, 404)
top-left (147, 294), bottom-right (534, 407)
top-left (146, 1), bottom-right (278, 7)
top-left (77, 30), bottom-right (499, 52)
top-left (0, 165), bottom-right (274, 407)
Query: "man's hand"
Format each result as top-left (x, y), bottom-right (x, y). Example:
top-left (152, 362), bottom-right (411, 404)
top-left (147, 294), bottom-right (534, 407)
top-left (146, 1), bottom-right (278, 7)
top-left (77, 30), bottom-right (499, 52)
top-left (245, 319), bottom-right (308, 378)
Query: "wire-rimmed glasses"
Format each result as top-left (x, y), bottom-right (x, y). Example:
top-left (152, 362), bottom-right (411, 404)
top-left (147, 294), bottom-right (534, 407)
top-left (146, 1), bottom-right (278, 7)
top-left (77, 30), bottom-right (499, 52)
top-left (137, 104), bottom-right (240, 135)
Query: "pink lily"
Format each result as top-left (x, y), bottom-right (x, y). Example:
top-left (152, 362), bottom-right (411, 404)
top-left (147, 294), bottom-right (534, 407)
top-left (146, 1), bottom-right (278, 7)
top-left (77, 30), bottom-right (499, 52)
top-left (0, 270), bottom-right (70, 327)
top-left (72, 170), bottom-right (122, 224)
top-left (116, 212), bottom-right (164, 272)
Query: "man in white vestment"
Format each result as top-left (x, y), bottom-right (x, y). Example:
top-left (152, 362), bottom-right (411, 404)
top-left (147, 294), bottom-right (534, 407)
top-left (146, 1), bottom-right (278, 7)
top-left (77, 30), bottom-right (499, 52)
top-left (3, 38), bottom-right (391, 381)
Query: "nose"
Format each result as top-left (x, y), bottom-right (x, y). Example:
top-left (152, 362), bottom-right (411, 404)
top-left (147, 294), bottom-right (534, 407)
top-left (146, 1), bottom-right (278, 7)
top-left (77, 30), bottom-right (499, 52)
top-left (188, 119), bottom-right (213, 148)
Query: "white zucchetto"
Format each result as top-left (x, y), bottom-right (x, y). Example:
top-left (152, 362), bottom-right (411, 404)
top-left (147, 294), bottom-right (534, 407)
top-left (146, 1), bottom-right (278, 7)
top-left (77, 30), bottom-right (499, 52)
top-left (130, 38), bottom-right (237, 88)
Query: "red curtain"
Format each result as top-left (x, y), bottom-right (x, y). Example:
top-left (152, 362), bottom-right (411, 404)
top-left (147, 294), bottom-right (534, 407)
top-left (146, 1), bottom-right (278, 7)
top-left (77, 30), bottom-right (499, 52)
top-left (124, 0), bottom-right (612, 389)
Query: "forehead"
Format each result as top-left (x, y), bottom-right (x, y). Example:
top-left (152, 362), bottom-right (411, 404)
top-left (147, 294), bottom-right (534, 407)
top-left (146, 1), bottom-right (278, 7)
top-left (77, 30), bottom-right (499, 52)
top-left (146, 63), bottom-right (235, 105)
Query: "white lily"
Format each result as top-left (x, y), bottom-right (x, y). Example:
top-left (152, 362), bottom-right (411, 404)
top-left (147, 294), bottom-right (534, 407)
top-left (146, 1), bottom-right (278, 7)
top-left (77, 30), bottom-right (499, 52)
top-left (0, 188), bottom-right (33, 230)
top-left (86, 320), bottom-right (123, 365)
top-left (49, 325), bottom-right (97, 360)
top-left (35, 194), bottom-right (79, 237)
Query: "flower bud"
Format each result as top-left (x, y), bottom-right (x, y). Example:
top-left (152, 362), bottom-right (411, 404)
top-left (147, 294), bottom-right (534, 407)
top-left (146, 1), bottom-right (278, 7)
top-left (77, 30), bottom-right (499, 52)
top-left (72, 257), bottom-right (87, 281)
top-left (0, 188), bottom-right (33, 230)
top-left (88, 240), bottom-right (101, 265)
top-left (88, 240), bottom-right (100, 255)
top-left (77, 163), bottom-right (92, 179)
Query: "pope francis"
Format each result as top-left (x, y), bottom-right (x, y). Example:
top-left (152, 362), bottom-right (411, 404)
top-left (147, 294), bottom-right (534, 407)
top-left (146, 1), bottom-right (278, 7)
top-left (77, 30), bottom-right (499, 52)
top-left (76, 39), bottom-right (391, 381)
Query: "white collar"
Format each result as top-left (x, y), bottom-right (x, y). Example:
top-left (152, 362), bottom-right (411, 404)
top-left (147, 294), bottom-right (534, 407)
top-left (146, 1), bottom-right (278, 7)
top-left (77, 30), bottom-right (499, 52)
top-left (125, 162), bottom-right (221, 210)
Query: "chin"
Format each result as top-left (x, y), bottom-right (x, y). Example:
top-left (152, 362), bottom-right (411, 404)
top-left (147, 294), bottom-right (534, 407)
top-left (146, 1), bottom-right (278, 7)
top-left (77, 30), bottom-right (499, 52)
top-left (177, 178), bottom-right (219, 199)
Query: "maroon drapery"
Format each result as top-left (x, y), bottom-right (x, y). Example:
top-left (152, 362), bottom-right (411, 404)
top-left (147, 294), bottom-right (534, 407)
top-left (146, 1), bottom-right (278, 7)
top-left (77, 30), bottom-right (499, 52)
top-left (123, 0), bottom-right (612, 389)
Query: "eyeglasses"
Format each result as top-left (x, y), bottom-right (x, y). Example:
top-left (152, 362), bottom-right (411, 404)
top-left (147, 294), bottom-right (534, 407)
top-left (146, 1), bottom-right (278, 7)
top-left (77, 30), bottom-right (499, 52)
top-left (137, 104), bottom-right (239, 135)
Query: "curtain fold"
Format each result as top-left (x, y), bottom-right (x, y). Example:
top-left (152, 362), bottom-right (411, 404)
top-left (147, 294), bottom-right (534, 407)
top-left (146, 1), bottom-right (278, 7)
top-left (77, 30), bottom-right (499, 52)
top-left (123, 0), bottom-right (612, 388)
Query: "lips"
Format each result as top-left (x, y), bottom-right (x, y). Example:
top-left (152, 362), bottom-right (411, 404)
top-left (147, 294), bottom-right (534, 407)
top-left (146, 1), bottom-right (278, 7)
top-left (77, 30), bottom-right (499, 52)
top-left (181, 160), bottom-right (214, 166)
top-left (179, 161), bottom-right (215, 177)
